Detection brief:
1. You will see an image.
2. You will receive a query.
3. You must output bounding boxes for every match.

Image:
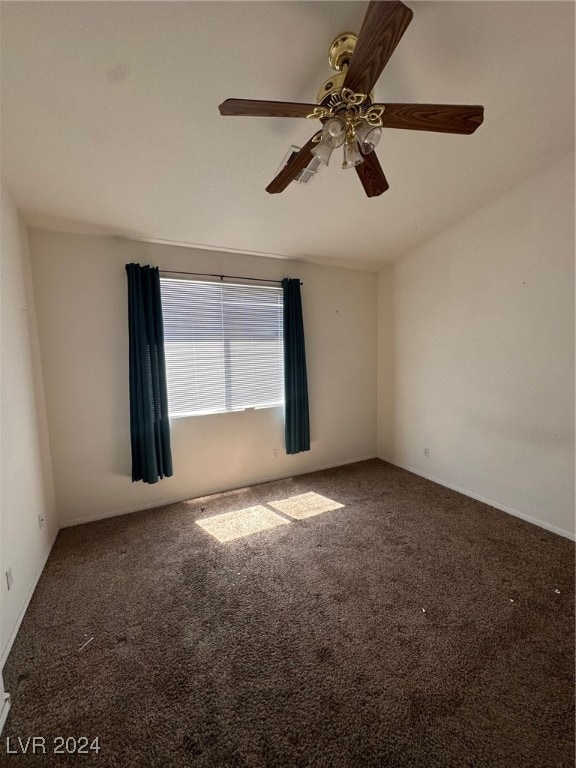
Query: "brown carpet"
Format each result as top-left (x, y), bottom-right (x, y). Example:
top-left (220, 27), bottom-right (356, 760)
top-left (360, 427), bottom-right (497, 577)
top-left (2, 459), bottom-right (574, 767)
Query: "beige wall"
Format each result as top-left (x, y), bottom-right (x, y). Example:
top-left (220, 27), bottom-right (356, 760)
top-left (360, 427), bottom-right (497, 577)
top-left (0, 185), bottom-right (58, 663)
top-left (29, 231), bottom-right (378, 526)
top-left (378, 152), bottom-right (575, 538)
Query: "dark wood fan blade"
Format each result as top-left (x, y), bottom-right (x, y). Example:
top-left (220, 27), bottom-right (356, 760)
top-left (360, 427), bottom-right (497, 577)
top-left (266, 136), bottom-right (317, 194)
top-left (355, 150), bottom-right (389, 197)
top-left (344, 1), bottom-right (413, 96)
top-left (219, 99), bottom-right (318, 118)
top-left (378, 104), bottom-right (484, 134)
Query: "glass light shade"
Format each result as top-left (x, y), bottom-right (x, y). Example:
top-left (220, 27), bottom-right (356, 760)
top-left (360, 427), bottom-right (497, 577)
top-left (321, 117), bottom-right (346, 148)
top-left (311, 139), bottom-right (334, 166)
top-left (356, 123), bottom-right (382, 154)
top-left (342, 140), bottom-right (364, 169)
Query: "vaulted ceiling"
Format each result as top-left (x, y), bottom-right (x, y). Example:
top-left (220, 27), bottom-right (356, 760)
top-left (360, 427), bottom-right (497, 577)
top-left (1, 1), bottom-right (574, 269)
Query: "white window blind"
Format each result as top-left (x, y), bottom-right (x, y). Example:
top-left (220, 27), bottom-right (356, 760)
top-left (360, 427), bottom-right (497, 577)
top-left (160, 278), bottom-right (284, 418)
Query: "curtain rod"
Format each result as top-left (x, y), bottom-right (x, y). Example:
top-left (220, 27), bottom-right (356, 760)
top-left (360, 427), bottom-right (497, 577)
top-left (160, 269), bottom-right (302, 286)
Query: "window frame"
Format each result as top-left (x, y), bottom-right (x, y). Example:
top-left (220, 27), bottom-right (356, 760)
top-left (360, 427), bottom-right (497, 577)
top-left (159, 276), bottom-right (285, 419)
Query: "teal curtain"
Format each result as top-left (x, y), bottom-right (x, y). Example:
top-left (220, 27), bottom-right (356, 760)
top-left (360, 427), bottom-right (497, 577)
top-left (282, 278), bottom-right (310, 454)
top-left (126, 263), bottom-right (173, 483)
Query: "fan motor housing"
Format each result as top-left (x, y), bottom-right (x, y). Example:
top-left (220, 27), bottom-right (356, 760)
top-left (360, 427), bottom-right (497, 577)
top-left (317, 71), bottom-right (347, 107)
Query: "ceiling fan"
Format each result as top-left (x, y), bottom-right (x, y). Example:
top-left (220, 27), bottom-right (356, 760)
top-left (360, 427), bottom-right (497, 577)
top-left (219, 0), bottom-right (484, 197)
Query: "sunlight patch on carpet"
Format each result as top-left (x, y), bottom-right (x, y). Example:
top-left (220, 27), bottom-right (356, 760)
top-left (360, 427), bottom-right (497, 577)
top-left (268, 492), bottom-right (345, 520)
top-left (196, 505), bottom-right (290, 542)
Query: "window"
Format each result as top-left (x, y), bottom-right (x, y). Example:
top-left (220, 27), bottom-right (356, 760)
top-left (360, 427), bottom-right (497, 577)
top-left (160, 278), bottom-right (284, 418)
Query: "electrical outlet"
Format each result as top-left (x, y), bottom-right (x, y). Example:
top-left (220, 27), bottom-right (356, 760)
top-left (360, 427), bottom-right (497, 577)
top-left (38, 514), bottom-right (44, 529)
top-left (5, 567), bottom-right (14, 591)
top-left (423, 447), bottom-right (430, 457)
top-left (272, 448), bottom-right (279, 459)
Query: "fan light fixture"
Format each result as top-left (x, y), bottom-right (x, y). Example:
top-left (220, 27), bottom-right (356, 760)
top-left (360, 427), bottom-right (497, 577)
top-left (309, 87), bottom-right (384, 169)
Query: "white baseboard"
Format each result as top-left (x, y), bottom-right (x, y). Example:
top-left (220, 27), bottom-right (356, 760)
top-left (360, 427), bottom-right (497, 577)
top-left (380, 456), bottom-right (575, 541)
top-left (61, 454), bottom-right (379, 528)
top-left (0, 530), bottom-right (59, 669)
top-left (0, 693), bottom-right (11, 734)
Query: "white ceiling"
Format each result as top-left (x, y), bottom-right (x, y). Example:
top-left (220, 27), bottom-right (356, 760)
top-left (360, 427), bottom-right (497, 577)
top-left (1, 1), bottom-right (574, 270)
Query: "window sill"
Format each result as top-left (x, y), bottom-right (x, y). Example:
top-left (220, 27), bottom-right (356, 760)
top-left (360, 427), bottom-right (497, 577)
top-left (169, 403), bottom-right (284, 420)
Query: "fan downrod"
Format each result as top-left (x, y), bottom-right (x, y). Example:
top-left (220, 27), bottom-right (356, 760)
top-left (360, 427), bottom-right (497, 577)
top-left (328, 32), bottom-right (358, 71)
top-left (317, 33), bottom-right (359, 106)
